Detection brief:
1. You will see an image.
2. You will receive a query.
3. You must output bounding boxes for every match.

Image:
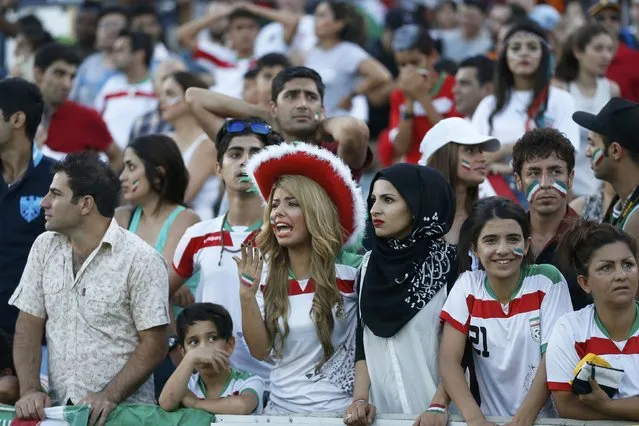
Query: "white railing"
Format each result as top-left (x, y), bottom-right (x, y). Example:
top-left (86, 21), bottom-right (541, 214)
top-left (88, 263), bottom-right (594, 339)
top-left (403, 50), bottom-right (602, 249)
top-left (213, 414), bottom-right (636, 426)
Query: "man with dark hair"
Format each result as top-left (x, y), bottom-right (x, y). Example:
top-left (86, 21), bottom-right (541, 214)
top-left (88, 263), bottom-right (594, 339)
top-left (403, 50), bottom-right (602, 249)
top-left (254, 53), bottom-right (291, 108)
top-left (512, 128), bottom-right (588, 310)
top-left (441, 0), bottom-right (492, 63)
top-left (379, 24), bottom-right (461, 166)
top-left (10, 151), bottom-right (169, 424)
top-left (242, 68), bottom-right (260, 105)
top-left (177, 4), bottom-right (259, 98)
top-left (95, 30), bottom-right (157, 150)
top-left (171, 119), bottom-right (280, 384)
top-left (0, 78), bottom-right (54, 338)
top-left (454, 55), bottom-right (495, 118)
top-left (185, 66), bottom-right (371, 181)
top-left (129, 4), bottom-right (176, 70)
top-left (33, 43), bottom-right (121, 172)
top-left (70, 6), bottom-right (128, 107)
top-left (573, 97), bottom-right (639, 240)
top-left (73, 0), bottom-right (101, 61)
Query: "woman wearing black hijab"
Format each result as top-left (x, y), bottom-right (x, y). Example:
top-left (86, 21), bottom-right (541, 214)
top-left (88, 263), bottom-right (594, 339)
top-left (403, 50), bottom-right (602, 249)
top-left (344, 164), bottom-right (457, 426)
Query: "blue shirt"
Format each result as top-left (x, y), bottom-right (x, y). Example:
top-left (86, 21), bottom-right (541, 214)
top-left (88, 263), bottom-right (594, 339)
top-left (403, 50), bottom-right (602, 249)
top-left (0, 145), bottom-right (55, 336)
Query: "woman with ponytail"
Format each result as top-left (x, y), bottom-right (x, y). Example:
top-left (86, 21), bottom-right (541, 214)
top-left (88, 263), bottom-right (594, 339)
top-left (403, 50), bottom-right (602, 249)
top-left (471, 21), bottom-right (579, 206)
top-left (554, 23), bottom-right (619, 197)
top-left (547, 221), bottom-right (639, 421)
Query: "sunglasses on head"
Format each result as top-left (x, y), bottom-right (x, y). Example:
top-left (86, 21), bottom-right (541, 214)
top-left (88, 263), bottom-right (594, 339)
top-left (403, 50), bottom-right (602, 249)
top-left (225, 119), bottom-right (272, 136)
top-left (595, 13), bottom-right (620, 21)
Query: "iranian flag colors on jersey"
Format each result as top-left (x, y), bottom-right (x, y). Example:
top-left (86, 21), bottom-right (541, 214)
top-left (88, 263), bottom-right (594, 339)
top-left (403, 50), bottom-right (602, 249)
top-left (440, 264), bottom-right (573, 417)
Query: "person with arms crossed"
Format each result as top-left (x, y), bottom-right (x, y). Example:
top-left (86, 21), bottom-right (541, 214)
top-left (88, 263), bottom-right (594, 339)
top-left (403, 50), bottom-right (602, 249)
top-left (171, 119), bottom-right (282, 384)
top-left (10, 152), bottom-right (170, 426)
top-left (439, 197), bottom-right (573, 425)
top-left (0, 78), bottom-right (54, 338)
top-left (548, 221), bottom-right (639, 421)
top-left (159, 303), bottom-right (264, 414)
top-left (185, 66), bottom-right (372, 182)
top-left (573, 97), bottom-right (639, 246)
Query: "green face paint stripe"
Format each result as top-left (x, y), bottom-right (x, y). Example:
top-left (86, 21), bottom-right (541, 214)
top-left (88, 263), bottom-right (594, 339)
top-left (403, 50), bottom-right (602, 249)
top-left (592, 148), bottom-right (604, 167)
top-left (526, 181), bottom-right (541, 202)
top-left (551, 180), bottom-right (567, 197)
top-left (461, 159), bottom-right (472, 170)
top-left (512, 247), bottom-right (525, 257)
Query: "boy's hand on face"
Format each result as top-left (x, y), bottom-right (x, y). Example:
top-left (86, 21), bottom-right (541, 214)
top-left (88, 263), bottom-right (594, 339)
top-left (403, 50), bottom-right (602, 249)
top-left (186, 346), bottom-right (231, 373)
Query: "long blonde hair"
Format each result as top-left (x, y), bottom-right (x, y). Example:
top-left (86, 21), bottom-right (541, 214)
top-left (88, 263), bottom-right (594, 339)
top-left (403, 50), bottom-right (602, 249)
top-left (257, 175), bottom-right (344, 368)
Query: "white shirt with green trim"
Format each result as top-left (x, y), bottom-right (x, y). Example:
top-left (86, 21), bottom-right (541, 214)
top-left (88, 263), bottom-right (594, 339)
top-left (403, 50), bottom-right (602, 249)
top-left (440, 264), bottom-right (573, 417)
top-left (187, 368), bottom-right (264, 414)
top-left (546, 302), bottom-right (639, 398)
top-left (262, 251), bottom-right (362, 414)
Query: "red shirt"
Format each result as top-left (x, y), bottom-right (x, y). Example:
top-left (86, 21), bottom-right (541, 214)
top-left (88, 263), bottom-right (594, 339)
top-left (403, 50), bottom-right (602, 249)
top-left (378, 74), bottom-right (461, 166)
top-left (607, 43), bottom-right (639, 102)
top-left (45, 101), bottom-right (113, 154)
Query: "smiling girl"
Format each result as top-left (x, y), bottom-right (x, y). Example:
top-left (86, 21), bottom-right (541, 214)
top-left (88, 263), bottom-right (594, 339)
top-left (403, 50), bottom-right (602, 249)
top-left (547, 221), bottom-right (639, 421)
top-left (236, 143), bottom-right (366, 414)
top-left (439, 197), bottom-right (573, 425)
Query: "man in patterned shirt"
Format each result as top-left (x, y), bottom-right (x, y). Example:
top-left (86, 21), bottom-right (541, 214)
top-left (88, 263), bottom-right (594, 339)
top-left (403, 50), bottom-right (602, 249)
top-left (10, 152), bottom-right (170, 426)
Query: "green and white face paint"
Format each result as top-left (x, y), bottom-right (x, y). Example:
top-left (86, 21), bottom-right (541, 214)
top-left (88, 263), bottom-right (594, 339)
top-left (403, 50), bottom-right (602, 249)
top-left (461, 159), bottom-right (472, 171)
top-left (526, 180), bottom-right (542, 203)
top-left (550, 180), bottom-right (568, 198)
top-left (592, 148), bottom-right (604, 168)
top-left (512, 246), bottom-right (525, 257)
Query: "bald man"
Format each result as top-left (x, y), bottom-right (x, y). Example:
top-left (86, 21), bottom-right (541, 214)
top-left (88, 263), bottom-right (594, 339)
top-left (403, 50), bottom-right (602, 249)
top-left (129, 58), bottom-right (187, 140)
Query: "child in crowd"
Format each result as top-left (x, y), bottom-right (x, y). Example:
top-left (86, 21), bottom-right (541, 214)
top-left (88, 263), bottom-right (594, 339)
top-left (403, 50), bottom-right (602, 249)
top-left (0, 330), bottom-right (18, 405)
top-left (159, 303), bottom-right (264, 414)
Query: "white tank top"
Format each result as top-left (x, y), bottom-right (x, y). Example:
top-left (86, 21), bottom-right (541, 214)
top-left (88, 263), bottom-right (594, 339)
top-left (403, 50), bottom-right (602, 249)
top-left (182, 133), bottom-right (221, 221)
top-left (568, 78), bottom-right (612, 197)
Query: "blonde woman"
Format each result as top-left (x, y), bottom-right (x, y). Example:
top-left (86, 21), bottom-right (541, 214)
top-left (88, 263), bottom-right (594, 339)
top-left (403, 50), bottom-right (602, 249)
top-left (235, 143), bottom-right (366, 414)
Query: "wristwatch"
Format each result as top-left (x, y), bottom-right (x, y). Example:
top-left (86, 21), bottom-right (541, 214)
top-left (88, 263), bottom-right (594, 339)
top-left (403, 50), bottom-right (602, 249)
top-left (168, 335), bottom-right (179, 352)
top-left (401, 110), bottom-right (415, 121)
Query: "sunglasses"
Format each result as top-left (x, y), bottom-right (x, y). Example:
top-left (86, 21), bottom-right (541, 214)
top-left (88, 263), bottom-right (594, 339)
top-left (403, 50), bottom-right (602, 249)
top-left (225, 119), bottom-right (272, 136)
top-left (595, 13), bottom-right (620, 22)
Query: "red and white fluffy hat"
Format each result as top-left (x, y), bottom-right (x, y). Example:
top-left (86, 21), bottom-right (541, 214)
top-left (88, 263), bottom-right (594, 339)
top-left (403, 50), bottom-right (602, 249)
top-left (245, 142), bottom-right (366, 248)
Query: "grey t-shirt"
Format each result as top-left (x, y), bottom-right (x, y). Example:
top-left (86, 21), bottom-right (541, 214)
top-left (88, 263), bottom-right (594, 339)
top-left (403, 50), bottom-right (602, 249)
top-left (441, 28), bottom-right (492, 64)
top-left (305, 41), bottom-right (370, 117)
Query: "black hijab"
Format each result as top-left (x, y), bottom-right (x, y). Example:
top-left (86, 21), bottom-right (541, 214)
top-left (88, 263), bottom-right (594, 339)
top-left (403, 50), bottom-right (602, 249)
top-left (361, 164), bottom-right (457, 338)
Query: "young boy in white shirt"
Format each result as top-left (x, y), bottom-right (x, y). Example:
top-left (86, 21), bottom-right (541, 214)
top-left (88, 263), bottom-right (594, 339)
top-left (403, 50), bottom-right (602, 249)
top-left (159, 303), bottom-right (264, 414)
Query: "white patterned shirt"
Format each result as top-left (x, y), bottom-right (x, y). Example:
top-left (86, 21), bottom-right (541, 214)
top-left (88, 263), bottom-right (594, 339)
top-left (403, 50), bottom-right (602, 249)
top-left (10, 219), bottom-right (170, 405)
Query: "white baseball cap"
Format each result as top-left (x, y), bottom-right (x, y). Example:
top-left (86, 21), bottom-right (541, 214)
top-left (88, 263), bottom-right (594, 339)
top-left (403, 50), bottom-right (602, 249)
top-left (419, 117), bottom-right (501, 165)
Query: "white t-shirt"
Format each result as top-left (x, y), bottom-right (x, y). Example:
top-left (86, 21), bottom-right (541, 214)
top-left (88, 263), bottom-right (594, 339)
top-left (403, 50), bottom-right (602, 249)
top-left (263, 252), bottom-right (362, 414)
top-left (440, 264), bottom-right (573, 417)
top-left (305, 41), bottom-right (370, 117)
top-left (546, 303), bottom-right (639, 398)
top-left (188, 368), bottom-right (265, 414)
top-left (94, 74), bottom-right (157, 150)
top-left (471, 87), bottom-right (580, 151)
top-left (194, 39), bottom-right (255, 99)
top-left (173, 216), bottom-right (273, 383)
top-left (254, 15), bottom-right (317, 58)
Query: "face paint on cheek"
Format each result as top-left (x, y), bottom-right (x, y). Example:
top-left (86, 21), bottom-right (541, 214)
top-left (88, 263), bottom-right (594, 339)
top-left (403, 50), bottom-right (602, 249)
top-left (512, 247), bottom-right (525, 257)
top-left (550, 180), bottom-right (568, 198)
top-left (592, 148), bottom-right (604, 167)
top-left (131, 179), bottom-right (140, 193)
top-left (461, 159), bottom-right (472, 171)
top-left (526, 180), bottom-right (542, 203)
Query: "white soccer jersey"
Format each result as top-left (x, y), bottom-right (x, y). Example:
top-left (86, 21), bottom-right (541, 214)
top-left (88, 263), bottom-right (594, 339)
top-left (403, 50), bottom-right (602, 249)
top-left (173, 216), bottom-right (272, 383)
top-left (188, 368), bottom-right (264, 414)
top-left (440, 264), bottom-right (573, 417)
top-left (263, 252), bottom-right (362, 415)
top-left (547, 303), bottom-right (639, 398)
top-left (193, 40), bottom-right (256, 99)
top-left (94, 74), bottom-right (157, 149)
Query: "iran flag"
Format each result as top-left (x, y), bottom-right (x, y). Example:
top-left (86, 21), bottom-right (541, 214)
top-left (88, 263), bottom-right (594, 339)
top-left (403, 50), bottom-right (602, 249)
top-left (0, 405), bottom-right (88, 426)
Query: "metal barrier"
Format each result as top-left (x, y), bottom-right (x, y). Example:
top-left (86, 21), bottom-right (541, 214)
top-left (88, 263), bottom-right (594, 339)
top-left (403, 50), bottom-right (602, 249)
top-left (214, 414), bottom-right (638, 426)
